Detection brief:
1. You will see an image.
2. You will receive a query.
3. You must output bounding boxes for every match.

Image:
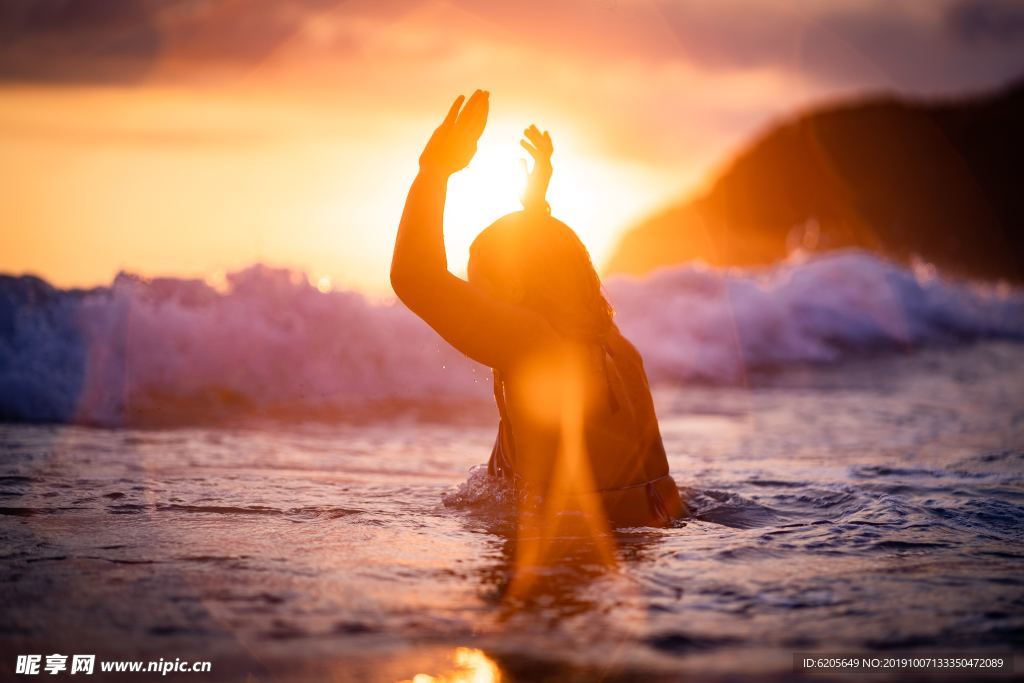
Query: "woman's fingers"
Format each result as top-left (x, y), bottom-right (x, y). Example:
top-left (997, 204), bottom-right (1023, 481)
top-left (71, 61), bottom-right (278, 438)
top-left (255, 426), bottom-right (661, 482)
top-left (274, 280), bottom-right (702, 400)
top-left (524, 125), bottom-right (553, 156)
top-left (520, 139), bottom-right (540, 158)
top-left (528, 126), bottom-right (552, 152)
top-left (464, 90), bottom-right (489, 139)
top-left (464, 90), bottom-right (486, 118)
top-left (421, 90), bottom-right (488, 173)
top-left (536, 129), bottom-right (552, 154)
top-left (452, 89), bottom-right (488, 143)
top-left (442, 95), bottom-right (465, 127)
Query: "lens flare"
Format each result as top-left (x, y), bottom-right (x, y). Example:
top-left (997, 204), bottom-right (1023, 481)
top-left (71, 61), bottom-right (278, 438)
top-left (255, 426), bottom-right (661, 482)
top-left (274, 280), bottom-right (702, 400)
top-left (506, 352), bottom-right (617, 600)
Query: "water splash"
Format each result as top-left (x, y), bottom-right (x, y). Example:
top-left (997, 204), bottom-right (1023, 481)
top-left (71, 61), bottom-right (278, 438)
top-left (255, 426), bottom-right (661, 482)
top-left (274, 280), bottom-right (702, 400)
top-left (1, 250), bottom-right (1021, 424)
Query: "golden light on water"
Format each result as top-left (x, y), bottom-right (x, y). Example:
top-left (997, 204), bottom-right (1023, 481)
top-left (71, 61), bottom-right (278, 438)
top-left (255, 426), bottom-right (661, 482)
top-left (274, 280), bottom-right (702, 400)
top-left (507, 352), bottom-right (617, 600)
top-left (406, 648), bottom-right (501, 683)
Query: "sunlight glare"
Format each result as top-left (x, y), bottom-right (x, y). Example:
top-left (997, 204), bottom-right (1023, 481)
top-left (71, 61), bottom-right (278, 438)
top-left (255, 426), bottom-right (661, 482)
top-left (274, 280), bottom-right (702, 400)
top-left (406, 647), bottom-right (502, 683)
top-left (444, 124), bottom-right (524, 275)
top-left (508, 352), bottom-right (617, 600)
top-left (441, 120), bottom-right (678, 279)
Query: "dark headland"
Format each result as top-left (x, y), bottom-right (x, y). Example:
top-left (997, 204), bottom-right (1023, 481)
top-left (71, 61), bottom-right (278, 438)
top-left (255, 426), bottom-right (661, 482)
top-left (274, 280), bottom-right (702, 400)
top-left (607, 78), bottom-right (1024, 283)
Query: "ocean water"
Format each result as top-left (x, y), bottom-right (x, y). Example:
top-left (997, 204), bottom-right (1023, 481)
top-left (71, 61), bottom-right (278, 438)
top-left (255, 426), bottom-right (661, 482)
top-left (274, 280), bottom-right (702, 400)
top-left (1, 252), bottom-right (1023, 681)
top-left (2, 250), bottom-right (1022, 425)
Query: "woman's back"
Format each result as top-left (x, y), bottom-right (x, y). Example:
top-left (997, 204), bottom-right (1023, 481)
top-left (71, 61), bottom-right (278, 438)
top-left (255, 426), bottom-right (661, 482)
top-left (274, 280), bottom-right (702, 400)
top-left (490, 329), bottom-right (684, 526)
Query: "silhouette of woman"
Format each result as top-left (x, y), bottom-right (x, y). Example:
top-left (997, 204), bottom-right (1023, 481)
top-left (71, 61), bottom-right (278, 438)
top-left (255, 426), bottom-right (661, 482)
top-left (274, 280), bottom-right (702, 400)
top-left (392, 90), bottom-right (685, 528)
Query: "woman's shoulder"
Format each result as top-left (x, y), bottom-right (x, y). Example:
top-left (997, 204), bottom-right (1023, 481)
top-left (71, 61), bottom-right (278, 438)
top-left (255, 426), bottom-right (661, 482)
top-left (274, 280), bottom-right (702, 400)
top-left (606, 329), bottom-right (644, 366)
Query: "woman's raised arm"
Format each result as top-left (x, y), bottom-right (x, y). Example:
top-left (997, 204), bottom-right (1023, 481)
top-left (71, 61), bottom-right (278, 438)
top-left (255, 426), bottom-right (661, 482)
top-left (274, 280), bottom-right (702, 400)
top-left (390, 91), bottom-right (554, 368)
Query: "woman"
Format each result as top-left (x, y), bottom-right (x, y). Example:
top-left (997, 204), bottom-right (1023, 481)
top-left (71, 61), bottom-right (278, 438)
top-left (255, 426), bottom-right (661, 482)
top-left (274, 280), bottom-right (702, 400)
top-left (391, 90), bottom-right (685, 528)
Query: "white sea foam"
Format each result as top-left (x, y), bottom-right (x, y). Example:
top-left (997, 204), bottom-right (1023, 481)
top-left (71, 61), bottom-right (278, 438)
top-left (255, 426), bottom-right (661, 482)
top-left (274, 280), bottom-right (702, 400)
top-left (607, 250), bottom-right (1024, 383)
top-left (1, 250), bottom-right (1021, 424)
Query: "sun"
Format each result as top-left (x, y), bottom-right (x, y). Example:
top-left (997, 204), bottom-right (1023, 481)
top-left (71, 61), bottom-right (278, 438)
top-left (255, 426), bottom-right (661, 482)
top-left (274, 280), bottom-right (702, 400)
top-left (443, 125), bottom-right (525, 275)
top-left (442, 118), bottom-right (675, 279)
top-left (443, 118), bottom-right (600, 276)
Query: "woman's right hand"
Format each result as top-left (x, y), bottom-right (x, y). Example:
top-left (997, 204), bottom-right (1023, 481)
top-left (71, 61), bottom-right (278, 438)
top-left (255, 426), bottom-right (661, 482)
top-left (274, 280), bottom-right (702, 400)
top-left (419, 90), bottom-right (489, 176)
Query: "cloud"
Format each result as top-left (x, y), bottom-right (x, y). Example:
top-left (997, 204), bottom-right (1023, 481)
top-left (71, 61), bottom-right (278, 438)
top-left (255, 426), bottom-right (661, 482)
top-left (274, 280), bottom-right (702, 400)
top-left (654, 0), bottom-right (1024, 93)
top-left (947, 0), bottom-right (1024, 44)
top-left (1, 0), bottom-right (1021, 179)
top-left (0, 0), bottom-right (1021, 94)
top-left (0, 0), bottom-right (375, 83)
top-left (0, 0), bottom-right (163, 83)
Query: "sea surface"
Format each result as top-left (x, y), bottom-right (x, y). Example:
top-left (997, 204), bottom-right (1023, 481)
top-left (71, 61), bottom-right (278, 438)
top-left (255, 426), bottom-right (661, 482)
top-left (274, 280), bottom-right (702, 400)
top-left (1, 252), bottom-right (1023, 681)
top-left (1, 342), bottom-right (1022, 681)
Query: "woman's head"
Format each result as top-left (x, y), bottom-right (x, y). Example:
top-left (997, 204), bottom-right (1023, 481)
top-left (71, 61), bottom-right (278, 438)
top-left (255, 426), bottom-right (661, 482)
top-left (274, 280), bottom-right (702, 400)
top-left (468, 211), bottom-right (614, 340)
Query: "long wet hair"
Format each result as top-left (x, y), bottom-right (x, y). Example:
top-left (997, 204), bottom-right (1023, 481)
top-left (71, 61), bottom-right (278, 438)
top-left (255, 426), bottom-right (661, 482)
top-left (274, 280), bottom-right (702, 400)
top-left (468, 211), bottom-right (616, 342)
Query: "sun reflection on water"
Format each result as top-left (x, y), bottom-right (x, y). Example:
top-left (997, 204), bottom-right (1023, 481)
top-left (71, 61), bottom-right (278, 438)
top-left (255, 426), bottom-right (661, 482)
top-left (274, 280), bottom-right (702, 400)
top-left (405, 647), bottom-right (502, 683)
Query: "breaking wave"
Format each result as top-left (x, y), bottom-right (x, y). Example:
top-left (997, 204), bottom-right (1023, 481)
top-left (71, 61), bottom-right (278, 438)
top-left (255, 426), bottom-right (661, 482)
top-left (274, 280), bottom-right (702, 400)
top-left (1, 250), bottom-right (1021, 424)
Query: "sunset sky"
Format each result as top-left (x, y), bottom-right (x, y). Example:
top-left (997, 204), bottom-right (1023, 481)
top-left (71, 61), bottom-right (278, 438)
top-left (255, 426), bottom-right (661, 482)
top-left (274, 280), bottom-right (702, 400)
top-left (2, 0), bottom-right (1022, 294)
